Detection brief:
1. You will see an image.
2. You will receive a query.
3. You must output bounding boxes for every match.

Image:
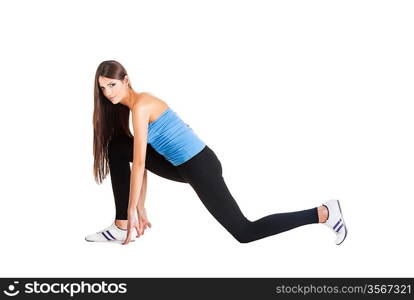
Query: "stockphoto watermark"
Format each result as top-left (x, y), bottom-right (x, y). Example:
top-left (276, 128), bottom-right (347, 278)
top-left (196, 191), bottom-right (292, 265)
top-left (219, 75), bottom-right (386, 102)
top-left (2, 280), bottom-right (127, 297)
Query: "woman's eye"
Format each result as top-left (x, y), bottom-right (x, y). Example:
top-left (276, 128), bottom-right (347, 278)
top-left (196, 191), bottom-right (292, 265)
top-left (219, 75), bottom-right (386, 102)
top-left (100, 83), bottom-right (115, 90)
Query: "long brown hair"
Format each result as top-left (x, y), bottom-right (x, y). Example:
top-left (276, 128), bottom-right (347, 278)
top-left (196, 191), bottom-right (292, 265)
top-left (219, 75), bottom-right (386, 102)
top-left (92, 60), bottom-right (133, 184)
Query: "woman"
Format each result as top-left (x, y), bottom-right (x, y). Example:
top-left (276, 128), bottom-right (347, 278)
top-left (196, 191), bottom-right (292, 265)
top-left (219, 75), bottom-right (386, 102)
top-left (86, 60), bottom-right (348, 246)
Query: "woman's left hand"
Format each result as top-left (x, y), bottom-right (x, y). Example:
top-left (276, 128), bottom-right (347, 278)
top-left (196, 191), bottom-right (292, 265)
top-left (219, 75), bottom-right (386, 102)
top-left (123, 209), bottom-right (139, 245)
top-left (137, 206), bottom-right (152, 236)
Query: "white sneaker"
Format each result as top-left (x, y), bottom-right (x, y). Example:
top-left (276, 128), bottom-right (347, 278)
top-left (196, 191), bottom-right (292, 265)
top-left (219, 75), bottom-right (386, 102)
top-left (85, 222), bottom-right (136, 243)
top-left (322, 199), bottom-right (348, 245)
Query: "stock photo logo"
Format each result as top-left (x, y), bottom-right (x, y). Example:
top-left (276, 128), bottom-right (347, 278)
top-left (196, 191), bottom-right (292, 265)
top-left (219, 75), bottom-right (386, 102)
top-left (3, 281), bottom-right (20, 297)
top-left (2, 280), bottom-right (128, 297)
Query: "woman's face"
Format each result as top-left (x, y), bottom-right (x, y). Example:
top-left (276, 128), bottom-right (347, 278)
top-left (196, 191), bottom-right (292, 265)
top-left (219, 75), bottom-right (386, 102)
top-left (98, 76), bottom-right (129, 104)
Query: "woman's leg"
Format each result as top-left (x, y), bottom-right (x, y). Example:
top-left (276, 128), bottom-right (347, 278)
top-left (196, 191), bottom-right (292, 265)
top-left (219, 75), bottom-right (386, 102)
top-left (108, 135), bottom-right (187, 220)
top-left (176, 145), bottom-right (319, 243)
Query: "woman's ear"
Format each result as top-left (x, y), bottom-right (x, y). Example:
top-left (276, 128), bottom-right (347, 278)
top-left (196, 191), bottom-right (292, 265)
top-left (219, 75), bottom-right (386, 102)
top-left (123, 75), bottom-right (130, 87)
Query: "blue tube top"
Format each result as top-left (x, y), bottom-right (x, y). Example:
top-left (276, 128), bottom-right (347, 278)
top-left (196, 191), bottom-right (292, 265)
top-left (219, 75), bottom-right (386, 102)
top-left (147, 108), bottom-right (206, 166)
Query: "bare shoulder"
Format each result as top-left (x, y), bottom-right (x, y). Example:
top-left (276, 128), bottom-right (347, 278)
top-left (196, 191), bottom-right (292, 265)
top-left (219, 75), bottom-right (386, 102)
top-left (139, 92), bottom-right (167, 104)
top-left (135, 92), bottom-right (169, 122)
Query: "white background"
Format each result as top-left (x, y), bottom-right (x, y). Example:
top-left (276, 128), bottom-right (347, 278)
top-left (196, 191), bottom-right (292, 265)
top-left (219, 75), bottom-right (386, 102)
top-left (0, 0), bottom-right (413, 277)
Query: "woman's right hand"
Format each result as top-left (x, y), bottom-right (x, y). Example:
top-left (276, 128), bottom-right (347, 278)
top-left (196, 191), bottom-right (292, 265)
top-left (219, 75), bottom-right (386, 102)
top-left (137, 207), bottom-right (152, 237)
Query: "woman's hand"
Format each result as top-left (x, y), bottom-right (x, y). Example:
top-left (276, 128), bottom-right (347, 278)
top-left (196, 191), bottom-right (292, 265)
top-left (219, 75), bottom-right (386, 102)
top-left (137, 206), bottom-right (152, 236)
top-left (122, 209), bottom-right (139, 245)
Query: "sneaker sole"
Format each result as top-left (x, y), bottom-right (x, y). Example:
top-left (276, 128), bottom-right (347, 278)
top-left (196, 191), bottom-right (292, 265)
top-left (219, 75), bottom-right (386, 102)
top-left (335, 199), bottom-right (348, 245)
top-left (85, 238), bottom-right (136, 243)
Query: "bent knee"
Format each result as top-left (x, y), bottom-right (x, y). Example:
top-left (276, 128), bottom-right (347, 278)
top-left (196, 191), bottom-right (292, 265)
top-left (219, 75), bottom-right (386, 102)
top-left (235, 235), bottom-right (253, 243)
top-left (229, 222), bottom-right (254, 243)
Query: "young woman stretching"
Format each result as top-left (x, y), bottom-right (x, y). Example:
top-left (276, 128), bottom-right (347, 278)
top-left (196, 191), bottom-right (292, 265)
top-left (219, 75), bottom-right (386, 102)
top-left (86, 60), bottom-right (348, 246)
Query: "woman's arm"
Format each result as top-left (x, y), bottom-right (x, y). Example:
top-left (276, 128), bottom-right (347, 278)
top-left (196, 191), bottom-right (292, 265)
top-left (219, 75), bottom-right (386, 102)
top-left (128, 104), bottom-right (150, 212)
top-left (128, 164), bottom-right (146, 210)
top-left (137, 169), bottom-right (152, 236)
top-left (137, 169), bottom-right (147, 210)
top-left (123, 104), bottom-right (151, 245)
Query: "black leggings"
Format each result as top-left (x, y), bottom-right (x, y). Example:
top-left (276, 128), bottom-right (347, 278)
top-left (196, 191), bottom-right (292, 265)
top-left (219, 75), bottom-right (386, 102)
top-left (108, 135), bottom-right (319, 243)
